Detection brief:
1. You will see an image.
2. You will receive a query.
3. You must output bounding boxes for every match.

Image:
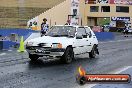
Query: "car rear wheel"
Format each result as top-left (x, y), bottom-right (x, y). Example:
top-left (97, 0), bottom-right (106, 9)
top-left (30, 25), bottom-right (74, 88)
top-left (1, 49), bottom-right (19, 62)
top-left (29, 54), bottom-right (39, 61)
top-left (89, 45), bottom-right (97, 58)
top-left (61, 47), bottom-right (74, 64)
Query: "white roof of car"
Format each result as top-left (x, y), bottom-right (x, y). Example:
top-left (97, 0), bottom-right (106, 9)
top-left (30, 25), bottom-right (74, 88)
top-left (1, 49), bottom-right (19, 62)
top-left (54, 25), bottom-right (90, 28)
top-left (54, 25), bottom-right (78, 27)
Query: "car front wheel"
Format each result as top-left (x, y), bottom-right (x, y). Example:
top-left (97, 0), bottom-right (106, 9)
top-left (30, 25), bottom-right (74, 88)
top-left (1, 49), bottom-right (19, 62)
top-left (29, 54), bottom-right (39, 61)
top-left (61, 47), bottom-right (74, 64)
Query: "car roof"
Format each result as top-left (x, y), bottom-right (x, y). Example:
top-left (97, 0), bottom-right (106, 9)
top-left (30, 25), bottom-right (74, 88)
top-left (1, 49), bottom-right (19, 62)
top-left (54, 25), bottom-right (78, 28)
top-left (53, 25), bottom-right (90, 28)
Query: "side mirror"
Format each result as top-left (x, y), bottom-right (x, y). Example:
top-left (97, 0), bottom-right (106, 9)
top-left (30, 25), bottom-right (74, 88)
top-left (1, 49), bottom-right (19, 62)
top-left (87, 33), bottom-right (92, 38)
top-left (76, 34), bottom-right (83, 39)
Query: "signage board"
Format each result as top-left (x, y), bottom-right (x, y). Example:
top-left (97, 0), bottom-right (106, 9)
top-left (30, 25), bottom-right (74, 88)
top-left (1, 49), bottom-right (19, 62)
top-left (110, 0), bottom-right (132, 5)
top-left (98, 0), bottom-right (109, 4)
top-left (111, 17), bottom-right (130, 21)
top-left (70, 0), bottom-right (80, 25)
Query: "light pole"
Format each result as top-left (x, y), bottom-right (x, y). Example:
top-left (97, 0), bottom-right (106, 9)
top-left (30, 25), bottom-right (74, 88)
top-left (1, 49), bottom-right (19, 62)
top-left (18, 0), bottom-right (25, 27)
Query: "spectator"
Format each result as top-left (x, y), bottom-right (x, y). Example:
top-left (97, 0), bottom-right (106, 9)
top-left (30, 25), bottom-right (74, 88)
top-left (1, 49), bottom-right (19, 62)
top-left (102, 26), bottom-right (104, 32)
top-left (41, 18), bottom-right (49, 37)
top-left (66, 19), bottom-right (71, 25)
top-left (28, 22), bottom-right (32, 29)
top-left (123, 27), bottom-right (129, 37)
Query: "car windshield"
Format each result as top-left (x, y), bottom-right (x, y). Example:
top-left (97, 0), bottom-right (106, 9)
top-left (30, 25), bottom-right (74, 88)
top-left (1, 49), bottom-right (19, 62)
top-left (46, 26), bottom-right (76, 37)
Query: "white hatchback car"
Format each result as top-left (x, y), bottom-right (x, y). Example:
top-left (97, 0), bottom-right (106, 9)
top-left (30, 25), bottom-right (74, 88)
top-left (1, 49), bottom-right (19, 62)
top-left (26, 25), bottom-right (99, 64)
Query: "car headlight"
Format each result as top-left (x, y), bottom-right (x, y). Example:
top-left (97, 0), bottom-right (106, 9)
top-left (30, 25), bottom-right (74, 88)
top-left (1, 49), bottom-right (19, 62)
top-left (26, 42), bottom-right (33, 46)
top-left (52, 43), bottom-right (62, 48)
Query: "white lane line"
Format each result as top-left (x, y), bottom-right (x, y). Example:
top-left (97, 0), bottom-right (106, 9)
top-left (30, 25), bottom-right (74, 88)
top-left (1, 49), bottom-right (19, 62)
top-left (85, 66), bottom-right (132, 88)
top-left (100, 39), bottom-right (132, 44)
top-left (8, 50), bottom-right (12, 52)
top-left (0, 53), bottom-right (6, 56)
top-left (111, 66), bottom-right (132, 74)
top-left (84, 84), bottom-right (97, 88)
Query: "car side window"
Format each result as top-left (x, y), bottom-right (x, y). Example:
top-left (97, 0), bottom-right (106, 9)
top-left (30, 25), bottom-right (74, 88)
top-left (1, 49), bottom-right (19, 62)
top-left (77, 27), bottom-right (87, 38)
top-left (85, 27), bottom-right (92, 38)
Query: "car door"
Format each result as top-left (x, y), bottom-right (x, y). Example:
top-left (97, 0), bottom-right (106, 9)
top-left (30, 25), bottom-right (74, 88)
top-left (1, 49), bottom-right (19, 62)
top-left (85, 27), bottom-right (93, 52)
top-left (73, 27), bottom-right (90, 54)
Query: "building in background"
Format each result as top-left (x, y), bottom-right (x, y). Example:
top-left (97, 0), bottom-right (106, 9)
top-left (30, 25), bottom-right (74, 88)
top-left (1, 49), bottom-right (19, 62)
top-left (84, 0), bottom-right (132, 32)
top-left (28, 0), bottom-right (132, 31)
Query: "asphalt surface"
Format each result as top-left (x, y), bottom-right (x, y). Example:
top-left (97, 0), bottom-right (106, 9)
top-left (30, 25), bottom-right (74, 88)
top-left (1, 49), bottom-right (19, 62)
top-left (0, 35), bottom-right (132, 88)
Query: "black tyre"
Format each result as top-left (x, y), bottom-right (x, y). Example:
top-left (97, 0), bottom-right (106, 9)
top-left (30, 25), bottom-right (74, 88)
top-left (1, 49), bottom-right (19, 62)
top-left (78, 76), bottom-right (87, 85)
top-left (29, 54), bottom-right (39, 61)
top-left (61, 47), bottom-right (74, 64)
top-left (89, 45), bottom-right (97, 58)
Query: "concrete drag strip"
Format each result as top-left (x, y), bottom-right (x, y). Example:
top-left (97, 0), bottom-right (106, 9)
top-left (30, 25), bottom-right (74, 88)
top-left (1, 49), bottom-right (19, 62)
top-left (0, 53), bottom-right (6, 56)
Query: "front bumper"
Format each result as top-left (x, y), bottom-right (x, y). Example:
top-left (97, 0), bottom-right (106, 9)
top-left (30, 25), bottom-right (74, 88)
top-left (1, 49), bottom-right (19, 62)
top-left (26, 46), bottom-right (65, 57)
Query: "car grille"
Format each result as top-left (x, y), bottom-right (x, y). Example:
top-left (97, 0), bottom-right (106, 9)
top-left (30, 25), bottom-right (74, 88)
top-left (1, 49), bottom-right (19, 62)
top-left (27, 46), bottom-right (50, 50)
top-left (37, 43), bottom-right (47, 47)
top-left (26, 46), bottom-right (51, 54)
